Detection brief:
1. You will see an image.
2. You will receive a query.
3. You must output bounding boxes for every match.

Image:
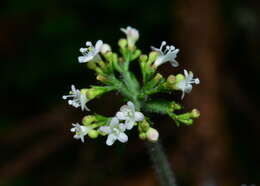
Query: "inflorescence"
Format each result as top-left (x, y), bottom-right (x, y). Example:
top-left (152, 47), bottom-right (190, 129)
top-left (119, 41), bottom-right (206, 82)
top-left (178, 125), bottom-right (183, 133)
top-left (62, 26), bottom-right (200, 146)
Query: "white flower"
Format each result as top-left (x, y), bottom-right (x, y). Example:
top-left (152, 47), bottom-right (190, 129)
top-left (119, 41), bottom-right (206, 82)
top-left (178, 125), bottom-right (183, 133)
top-left (78, 40), bottom-right (103, 63)
top-left (120, 26), bottom-right (139, 48)
top-left (116, 101), bottom-right (144, 130)
top-left (175, 69), bottom-right (200, 99)
top-left (151, 41), bottom-right (180, 67)
top-left (62, 85), bottom-right (90, 111)
top-left (70, 123), bottom-right (92, 143)
top-left (99, 117), bottom-right (128, 146)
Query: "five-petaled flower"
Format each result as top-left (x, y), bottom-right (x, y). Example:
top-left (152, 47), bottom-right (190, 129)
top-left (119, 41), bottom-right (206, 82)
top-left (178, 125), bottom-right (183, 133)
top-left (99, 117), bottom-right (128, 146)
top-left (71, 123), bottom-right (92, 143)
top-left (62, 85), bottom-right (90, 111)
top-left (78, 40), bottom-right (103, 63)
top-left (116, 101), bottom-right (144, 130)
top-left (151, 41), bottom-right (180, 68)
top-left (175, 69), bottom-right (200, 99)
top-left (121, 26), bottom-right (139, 48)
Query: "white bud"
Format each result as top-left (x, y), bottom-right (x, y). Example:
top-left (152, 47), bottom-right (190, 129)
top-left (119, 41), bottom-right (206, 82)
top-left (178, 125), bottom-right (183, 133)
top-left (146, 128), bottom-right (159, 142)
top-left (100, 43), bottom-right (111, 54)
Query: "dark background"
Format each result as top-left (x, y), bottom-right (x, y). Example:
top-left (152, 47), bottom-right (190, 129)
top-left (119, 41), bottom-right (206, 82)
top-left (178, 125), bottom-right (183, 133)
top-left (1, 0), bottom-right (259, 185)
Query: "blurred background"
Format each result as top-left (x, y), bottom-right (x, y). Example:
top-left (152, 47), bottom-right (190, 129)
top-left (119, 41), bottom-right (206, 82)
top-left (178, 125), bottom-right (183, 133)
top-left (1, 0), bottom-right (259, 185)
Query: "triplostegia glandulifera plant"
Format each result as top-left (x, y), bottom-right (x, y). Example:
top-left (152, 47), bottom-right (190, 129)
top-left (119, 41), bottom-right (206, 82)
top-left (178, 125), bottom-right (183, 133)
top-left (62, 26), bottom-right (200, 186)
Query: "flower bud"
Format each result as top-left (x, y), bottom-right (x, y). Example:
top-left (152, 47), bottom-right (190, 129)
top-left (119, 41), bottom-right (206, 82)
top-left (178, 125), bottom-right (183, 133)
top-left (88, 130), bottom-right (99, 139)
top-left (147, 51), bottom-right (159, 65)
top-left (118, 39), bottom-right (127, 48)
top-left (190, 109), bottom-right (200, 118)
top-left (139, 132), bottom-right (147, 140)
top-left (170, 102), bottom-right (182, 110)
top-left (82, 115), bottom-right (97, 125)
top-left (167, 75), bottom-right (176, 84)
top-left (139, 120), bottom-right (150, 132)
top-left (146, 128), bottom-right (159, 142)
top-left (100, 43), bottom-right (111, 54)
top-left (175, 74), bottom-right (185, 83)
top-left (140, 55), bottom-right (148, 62)
top-left (121, 26), bottom-right (139, 49)
top-left (96, 75), bottom-right (107, 83)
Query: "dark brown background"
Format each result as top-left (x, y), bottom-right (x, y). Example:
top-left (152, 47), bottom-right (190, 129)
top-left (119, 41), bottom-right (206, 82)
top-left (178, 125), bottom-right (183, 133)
top-left (0, 0), bottom-right (259, 185)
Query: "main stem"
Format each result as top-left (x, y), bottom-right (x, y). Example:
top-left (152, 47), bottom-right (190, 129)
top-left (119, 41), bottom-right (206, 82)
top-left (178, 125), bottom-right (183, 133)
top-left (146, 141), bottom-right (177, 186)
top-left (120, 63), bottom-right (177, 186)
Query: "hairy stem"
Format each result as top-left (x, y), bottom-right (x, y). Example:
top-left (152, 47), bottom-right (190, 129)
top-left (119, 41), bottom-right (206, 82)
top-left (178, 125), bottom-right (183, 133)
top-left (146, 141), bottom-right (178, 186)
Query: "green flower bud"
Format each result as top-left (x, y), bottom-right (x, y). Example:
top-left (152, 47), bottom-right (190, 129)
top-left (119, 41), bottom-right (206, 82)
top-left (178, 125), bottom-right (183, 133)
top-left (147, 51), bottom-right (159, 65)
top-left (82, 115), bottom-right (97, 126)
top-left (167, 75), bottom-right (176, 84)
top-left (88, 130), bottom-right (99, 139)
top-left (190, 109), bottom-right (200, 118)
top-left (175, 74), bottom-right (185, 83)
top-left (170, 102), bottom-right (182, 110)
top-left (140, 55), bottom-right (148, 62)
top-left (139, 120), bottom-right (150, 132)
top-left (118, 39), bottom-right (127, 48)
top-left (96, 75), bottom-right (107, 83)
top-left (146, 128), bottom-right (159, 142)
top-left (139, 132), bottom-right (147, 140)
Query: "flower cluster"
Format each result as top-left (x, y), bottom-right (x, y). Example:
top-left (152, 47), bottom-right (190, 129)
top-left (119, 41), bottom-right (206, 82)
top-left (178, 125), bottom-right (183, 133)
top-left (62, 26), bottom-right (200, 146)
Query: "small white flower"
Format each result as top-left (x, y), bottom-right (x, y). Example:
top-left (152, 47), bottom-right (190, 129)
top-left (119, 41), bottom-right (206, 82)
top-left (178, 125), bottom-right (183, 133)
top-left (151, 41), bottom-right (180, 67)
top-left (116, 101), bottom-right (144, 130)
top-left (120, 26), bottom-right (139, 48)
top-left (62, 85), bottom-right (90, 111)
top-left (99, 117), bottom-right (128, 146)
top-left (70, 123), bottom-right (92, 143)
top-left (78, 40), bottom-right (103, 63)
top-left (175, 69), bottom-right (200, 99)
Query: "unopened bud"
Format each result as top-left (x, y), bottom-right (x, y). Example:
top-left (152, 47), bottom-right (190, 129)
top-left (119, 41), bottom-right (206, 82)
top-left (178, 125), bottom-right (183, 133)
top-left (139, 132), bottom-right (147, 140)
top-left (139, 120), bottom-right (150, 132)
top-left (167, 75), bottom-right (176, 84)
top-left (96, 75), bottom-right (107, 82)
top-left (118, 39), bottom-right (127, 48)
top-left (148, 51), bottom-right (159, 65)
top-left (140, 55), bottom-right (148, 62)
top-left (191, 109), bottom-right (200, 118)
top-left (175, 74), bottom-right (185, 83)
top-left (100, 43), bottom-right (111, 54)
top-left (146, 128), bottom-right (159, 142)
top-left (82, 115), bottom-right (96, 125)
top-left (88, 130), bottom-right (99, 139)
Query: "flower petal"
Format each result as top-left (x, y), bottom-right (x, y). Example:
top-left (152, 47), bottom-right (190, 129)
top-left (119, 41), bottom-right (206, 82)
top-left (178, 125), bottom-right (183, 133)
top-left (99, 126), bottom-right (111, 134)
top-left (125, 120), bottom-right (134, 130)
top-left (116, 112), bottom-right (127, 120)
top-left (106, 134), bottom-right (116, 146)
top-left (78, 55), bottom-right (94, 63)
top-left (118, 132), bottom-right (128, 143)
top-left (110, 117), bottom-right (119, 127)
top-left (134, 112), bottom-right (144, 121)
top-left (127, 101), bottom-right (135, 111)
top-left (95, 40), bottom-right (103, 51)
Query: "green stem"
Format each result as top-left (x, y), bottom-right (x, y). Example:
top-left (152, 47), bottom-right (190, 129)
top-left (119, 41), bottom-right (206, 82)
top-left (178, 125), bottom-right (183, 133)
top-left (146, 141), bottom-right (178, 186)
